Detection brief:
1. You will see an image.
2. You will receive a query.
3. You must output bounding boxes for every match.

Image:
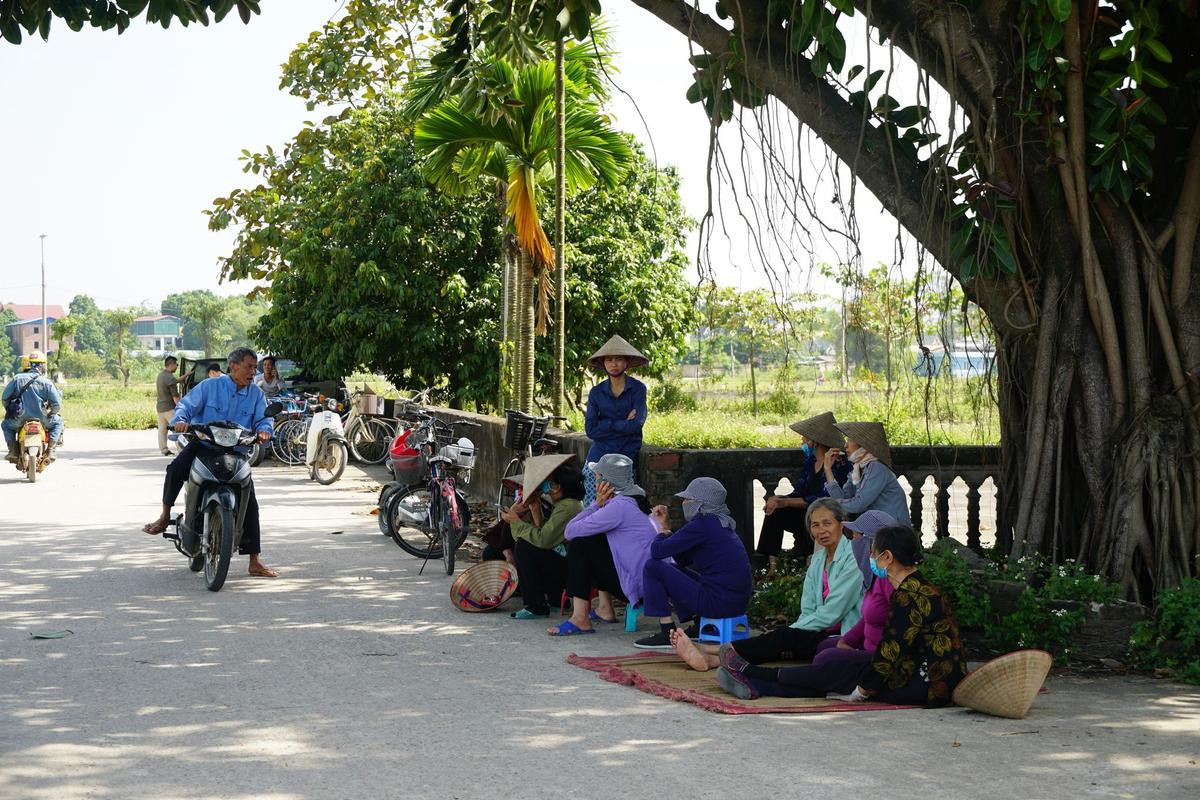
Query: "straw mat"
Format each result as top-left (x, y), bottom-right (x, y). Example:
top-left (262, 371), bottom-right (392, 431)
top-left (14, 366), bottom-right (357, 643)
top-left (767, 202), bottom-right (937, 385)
top-left (566, 652), bottom-right (919, 715)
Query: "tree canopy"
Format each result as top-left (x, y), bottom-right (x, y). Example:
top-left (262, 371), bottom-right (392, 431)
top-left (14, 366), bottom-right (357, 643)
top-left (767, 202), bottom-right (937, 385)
top-left (0, 0), bottom-right (259, 45)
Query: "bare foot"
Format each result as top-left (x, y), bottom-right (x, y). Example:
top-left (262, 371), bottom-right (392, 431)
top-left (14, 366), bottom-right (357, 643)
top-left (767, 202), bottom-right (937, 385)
top-left (248, 557), bottom-right (278, 578)
top-left (142, 518), bottom-right (169, 535)
top-left (671, 628), bottom-right (715, 672)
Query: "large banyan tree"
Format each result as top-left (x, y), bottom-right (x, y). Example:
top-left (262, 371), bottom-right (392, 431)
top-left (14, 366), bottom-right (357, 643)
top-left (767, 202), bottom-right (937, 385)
top-left (437, 0), bottom-right (1200, 597)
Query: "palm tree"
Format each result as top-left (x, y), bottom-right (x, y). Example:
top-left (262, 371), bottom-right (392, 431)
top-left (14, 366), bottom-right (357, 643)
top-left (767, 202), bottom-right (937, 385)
top-left (415, 54), bottom-right (630, 412)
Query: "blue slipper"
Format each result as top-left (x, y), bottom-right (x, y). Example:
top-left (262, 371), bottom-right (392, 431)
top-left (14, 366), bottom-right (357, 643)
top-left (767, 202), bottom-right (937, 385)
top-left (548, 619), bottom-right (595, 637)
top-left (589, 610), bottom-right (619, 625)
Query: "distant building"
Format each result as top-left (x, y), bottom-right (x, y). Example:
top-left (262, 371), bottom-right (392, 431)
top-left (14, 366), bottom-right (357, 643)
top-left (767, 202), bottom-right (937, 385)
top-left (3, 303), bottom-right (70, 356)
top-left (131, 315), bottom-right (185, 353)
top-left (911, 340), bottom-right (996, 378)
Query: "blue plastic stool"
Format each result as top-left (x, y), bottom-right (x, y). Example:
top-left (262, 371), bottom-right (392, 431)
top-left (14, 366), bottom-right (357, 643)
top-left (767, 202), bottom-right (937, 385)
top-left (625, 604), bottom-right (641, 632)
top-left (697, 615), bottom-right (751, 644)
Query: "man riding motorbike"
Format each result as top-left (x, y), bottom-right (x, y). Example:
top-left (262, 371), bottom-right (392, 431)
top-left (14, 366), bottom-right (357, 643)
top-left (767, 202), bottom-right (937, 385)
top-left (3, 351), bottom-right (63, 463)
top-left (141, 347), bottom-right (279, 578)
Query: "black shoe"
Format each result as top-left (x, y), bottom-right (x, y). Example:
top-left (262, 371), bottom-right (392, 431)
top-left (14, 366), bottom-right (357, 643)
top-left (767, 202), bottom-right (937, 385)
top-left (633, 630), bottom-right (674, 651)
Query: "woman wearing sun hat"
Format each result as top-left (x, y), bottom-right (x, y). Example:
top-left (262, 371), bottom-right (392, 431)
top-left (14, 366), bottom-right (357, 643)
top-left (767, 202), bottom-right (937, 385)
top-left (757, 411), bottom-right (853, 574)
top-left (633, 477), bottom-right (753, 650)
top-left (582, 335), bottom-right (649, 506)
top-left (823, 421), bottom-right (911, 526)
top-left (549, 453), bottom-right (657, 636)
top-left (499, 454), bottom-right (585, 619)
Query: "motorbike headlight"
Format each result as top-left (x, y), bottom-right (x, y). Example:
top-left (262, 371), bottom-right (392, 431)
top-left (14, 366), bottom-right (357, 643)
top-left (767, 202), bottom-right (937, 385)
top-left (210, 426), bottom-right (240, 448)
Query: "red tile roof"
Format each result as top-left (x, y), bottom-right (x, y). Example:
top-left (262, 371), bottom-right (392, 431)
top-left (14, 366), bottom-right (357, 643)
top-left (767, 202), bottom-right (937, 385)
top-left (3, 303), bottom-right (67, 321)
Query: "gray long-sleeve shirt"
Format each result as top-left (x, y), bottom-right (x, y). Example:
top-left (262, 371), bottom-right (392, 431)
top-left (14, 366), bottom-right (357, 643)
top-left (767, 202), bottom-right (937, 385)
top-left (825, 461), bottom-right (912, 525)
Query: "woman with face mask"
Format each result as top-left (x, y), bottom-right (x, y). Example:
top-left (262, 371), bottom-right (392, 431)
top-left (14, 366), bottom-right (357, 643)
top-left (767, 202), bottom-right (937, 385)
top-left (582, 336), bottom-right (649, 506)
top-left (631, 478), bottom-right (753, 650)
top-left (757, 412), bottom-right (853, 576)
top-left (822, 421), bottom-right (911, 526)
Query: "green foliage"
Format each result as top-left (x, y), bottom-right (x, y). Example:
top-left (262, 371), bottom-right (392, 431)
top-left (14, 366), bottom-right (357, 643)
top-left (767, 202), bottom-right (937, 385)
top-left (747, 552), bottom-right (809, 625)
top-left (181, 293), bottom-right (230, 357)
top-left (68, 295), bottom-right (107, 354)
top-left (921, 545), bottom-right (992, 630)
top-left (92, 409), bottom-right (156, 430)
top-left (102, 309), bottom-right (138, 387)
top-left (0, 0), bottom-right (260, 46)
top-left (0, 305), bottom-right (16, 371)
top-left (649, 380), bottom-right (699, 413)
top-left (58, 350), bottom-right (105, 379)
top-left (60, 382), bottom-right (155, 429)
top-left (1129, 579), bottom-right (1200, 684)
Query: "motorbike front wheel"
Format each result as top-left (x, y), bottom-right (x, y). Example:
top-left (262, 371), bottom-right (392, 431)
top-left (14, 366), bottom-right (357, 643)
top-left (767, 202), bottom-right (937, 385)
top-left (311, 439), bottom-right (348, 485)
top-left (203, 505), bottom-right (235, 591)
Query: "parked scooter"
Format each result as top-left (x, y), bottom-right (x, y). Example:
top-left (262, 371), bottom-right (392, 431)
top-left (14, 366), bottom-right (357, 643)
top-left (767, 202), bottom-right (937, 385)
top-left (14, 417), bottom-right (52, 482)
top-left (161, 403), bottom-right (281, 591)
top-left (306, 395), bottom-right (349, 485)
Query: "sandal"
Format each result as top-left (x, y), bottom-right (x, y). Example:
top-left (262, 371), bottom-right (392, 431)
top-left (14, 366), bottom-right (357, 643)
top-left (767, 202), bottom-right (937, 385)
top-left (589, 609), bottom-right (619, 625)
top-left (547, 619), bottom-right (595, 637)
top-left (511, 608), bottom-right (549, 620)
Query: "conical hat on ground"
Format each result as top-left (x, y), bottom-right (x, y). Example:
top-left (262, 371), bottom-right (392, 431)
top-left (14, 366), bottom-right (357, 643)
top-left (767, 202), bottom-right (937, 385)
top-left (952, 650), bottom-right (1052, 719)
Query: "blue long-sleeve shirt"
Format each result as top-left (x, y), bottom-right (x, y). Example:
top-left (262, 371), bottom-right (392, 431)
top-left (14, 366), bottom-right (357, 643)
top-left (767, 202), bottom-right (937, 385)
top-left (787, 449), bottom-right (852, 501)
top-left (825, 461), bottom-right (912, 525)
top-left (170, 374), bottom-right (274, 436)
top-left (2, 370), bottom-right (61, 421)
top-left (584, 376), bottom-right (647, 462)
top-left (650, 513), bottom-right (752, 605)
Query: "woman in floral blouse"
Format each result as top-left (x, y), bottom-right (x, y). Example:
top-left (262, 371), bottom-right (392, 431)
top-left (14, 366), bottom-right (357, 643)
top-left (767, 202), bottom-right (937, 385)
top-left (718, 524), bottom-right (968, 706)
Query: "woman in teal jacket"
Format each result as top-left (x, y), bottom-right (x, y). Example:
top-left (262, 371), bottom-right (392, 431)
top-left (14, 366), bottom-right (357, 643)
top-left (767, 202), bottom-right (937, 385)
top-left (672, 498), bottom-right (864, 670)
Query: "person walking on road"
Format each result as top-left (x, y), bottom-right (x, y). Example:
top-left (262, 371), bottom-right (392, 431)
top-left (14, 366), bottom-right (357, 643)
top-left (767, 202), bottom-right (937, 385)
top-left (155, 355), bottom-right (187, 456)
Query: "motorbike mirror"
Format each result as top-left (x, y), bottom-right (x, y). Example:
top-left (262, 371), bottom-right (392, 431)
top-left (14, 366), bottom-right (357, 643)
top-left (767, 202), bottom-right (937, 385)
top-left (264, 402), bottom-right (284, 416)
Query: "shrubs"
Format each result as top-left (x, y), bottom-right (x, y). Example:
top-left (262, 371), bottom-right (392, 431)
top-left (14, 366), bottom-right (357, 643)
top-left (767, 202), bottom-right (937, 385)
top-left (648, 380), bottom-right (698, 413)
top-left (93, 411), bottom-right (157, 430)
top-left (1129, 579), bottom-right (1200, 685)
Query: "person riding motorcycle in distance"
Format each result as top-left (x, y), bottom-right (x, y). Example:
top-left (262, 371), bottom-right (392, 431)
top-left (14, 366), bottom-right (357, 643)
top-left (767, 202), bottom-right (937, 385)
top-left (3, 351), bottom-right (64, 463)
top-left (141, 347), bottom-right (279, 578)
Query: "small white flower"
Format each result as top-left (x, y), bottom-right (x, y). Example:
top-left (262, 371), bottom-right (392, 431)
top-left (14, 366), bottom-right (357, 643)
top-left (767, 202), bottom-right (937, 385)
top-left (1093, 575), bottom-right (1101, 582)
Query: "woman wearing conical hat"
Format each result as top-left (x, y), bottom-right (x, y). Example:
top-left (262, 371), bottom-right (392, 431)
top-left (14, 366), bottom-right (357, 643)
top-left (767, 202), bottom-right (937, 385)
top-left (757, 411), bottom-right (853, 576)
top-left (822, 422), bottom-right (911, 526)
top-left (582, 335), bottom-right (649, 506)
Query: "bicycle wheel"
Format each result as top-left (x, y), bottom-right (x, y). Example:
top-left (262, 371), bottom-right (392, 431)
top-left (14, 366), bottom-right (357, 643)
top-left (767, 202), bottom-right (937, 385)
top-left (348, 417), bottom-right (393, 465)
top-left (497, 457), bottom-right (521, 510)
top-left (387, 484), bottom-right (442, 559)
top-left (272, 419), bottom-right (306, 465)
top-left (440, 511), bottom-right (456, 575)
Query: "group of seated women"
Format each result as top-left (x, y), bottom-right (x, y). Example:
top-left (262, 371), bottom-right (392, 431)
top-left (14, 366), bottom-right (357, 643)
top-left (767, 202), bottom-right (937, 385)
top-left (482, 410), bottom-right (966, 708)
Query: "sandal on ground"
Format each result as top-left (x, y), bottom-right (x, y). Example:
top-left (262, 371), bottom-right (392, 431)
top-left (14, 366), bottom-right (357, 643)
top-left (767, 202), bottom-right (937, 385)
top-left (548, 619), bottom-right (595, 637)
top-left (511, 608), bottom-right (549, 620)
top-left (589, 609), bottom-right (618, 624)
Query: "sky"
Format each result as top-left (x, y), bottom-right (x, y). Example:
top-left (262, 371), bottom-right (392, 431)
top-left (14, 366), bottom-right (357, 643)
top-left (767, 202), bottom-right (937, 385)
top-left (0, 1), bottom-right (910, 313)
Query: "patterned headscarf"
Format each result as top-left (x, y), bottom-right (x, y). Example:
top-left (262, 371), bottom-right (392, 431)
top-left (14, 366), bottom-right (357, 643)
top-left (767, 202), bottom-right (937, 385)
top-left (587, 453), bottom-right (645, 498)
top-left (675, 477), bottom-right (736, 530)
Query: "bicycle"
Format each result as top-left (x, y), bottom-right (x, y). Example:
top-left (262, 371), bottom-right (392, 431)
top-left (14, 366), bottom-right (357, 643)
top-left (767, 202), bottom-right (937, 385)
top-left (496, 409), bottom-right (567, 512)
top-left (383, 409), bottom-right (481, 574)
top-left (344, 390), bottom-right (398, 465)
top-left (270, 394), bottom-right (315, 466)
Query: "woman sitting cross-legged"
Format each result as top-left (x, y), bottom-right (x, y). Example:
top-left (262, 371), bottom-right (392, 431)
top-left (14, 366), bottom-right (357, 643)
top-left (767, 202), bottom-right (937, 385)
top-left (548, 453), bottom-right (658, 636)
top-left (671, 498), bottom-right (863, 669)
top-left (498, 455), bottom-right (585, 619)
top-left (716, 524), bottom-right (968, 706)
top-left (632, 477), bottom-right (753, 650)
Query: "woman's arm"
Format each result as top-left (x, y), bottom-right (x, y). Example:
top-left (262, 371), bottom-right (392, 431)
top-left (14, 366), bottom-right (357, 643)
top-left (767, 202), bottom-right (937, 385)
top-left (563, 499), bottom-right (625, 540)
top-left (794, 555), bottom-right (863, 632)
top-left (512, 502), bottom-right (579, 549)
top-left (649, 517), bottom-right (705, 560)
top-left (832, 464), bottom-right (890, 516)
top-left (605, 382), bottom-right (648, 434)
top-left (584, 386), bottom-right (611, 438)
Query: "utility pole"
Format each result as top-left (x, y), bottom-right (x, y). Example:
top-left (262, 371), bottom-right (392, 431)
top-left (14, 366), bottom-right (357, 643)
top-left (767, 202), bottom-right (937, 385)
top-left (39, 234), bottom-right (47, 353)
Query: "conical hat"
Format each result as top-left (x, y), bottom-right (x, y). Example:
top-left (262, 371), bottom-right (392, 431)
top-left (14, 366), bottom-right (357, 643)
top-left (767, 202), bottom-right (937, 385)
top-left (450, 560), bottom-right (519, 612)
top-left (788, 411), bottom-right (844, 450)
top-left (588, 335), bottom-right (649, 369)
top-left (952, 650), bottom-right (1052, 719)
top-left (835, 421), bottom-right (893, 468)
top-left (520, 453), bottom-right (577, 499)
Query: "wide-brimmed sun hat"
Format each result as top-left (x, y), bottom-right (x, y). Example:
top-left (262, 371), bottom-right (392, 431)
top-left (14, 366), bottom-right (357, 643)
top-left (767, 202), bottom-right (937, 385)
top-left (834, 421), bottom-right (893, 469)
top-left (587, 335), bottom-right (649, 370)
top-left (450, 560), bottom-right (519, 612)
top-left (788, 411), bottom-right (845, 450)
top-left (952, 649), bottom-right (1053, 719)
top-left (519, 453), bottom-right (576, 499)
top-left (586, 452), bottom-right (645, 497)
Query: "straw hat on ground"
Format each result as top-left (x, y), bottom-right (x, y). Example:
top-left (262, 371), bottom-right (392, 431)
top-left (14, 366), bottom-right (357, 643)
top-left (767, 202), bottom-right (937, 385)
top-left (952, 649), bottom-right (1052, 719)
top-left (835, 421), bottom-right (893, 469)
top-left (519, 453), bottom-right (576, 499)
top-left (450, 560), bottom-right (519, 612)
top-left (588, 335), bottom-right (649, 369)
top-left (788, 411), bottom-right (845, 450)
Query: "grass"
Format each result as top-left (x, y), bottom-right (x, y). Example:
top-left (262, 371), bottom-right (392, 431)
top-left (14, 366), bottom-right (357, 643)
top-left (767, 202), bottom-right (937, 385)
top-left (60, 382), bottom-right (158, 430)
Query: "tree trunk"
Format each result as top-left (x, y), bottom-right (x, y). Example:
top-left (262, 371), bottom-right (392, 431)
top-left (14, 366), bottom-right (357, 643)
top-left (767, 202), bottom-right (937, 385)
top-left (749, 335), bottom-right (758, 417)
top-left (497, 182), bottom-right (513, 411)
top-left (517, 248), bottom-right (536, 412)
top-left (553, 36), bottom-right (566, 417)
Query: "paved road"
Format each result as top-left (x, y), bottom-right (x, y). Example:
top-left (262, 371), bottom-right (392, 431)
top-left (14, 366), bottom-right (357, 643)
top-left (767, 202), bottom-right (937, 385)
top-left (1, 430), bottom-right (1198, 799)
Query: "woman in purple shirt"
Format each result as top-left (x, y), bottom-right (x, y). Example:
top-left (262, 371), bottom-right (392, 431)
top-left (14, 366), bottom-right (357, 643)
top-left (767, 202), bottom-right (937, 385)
top-left (548, 453), bottom-right (657, 636)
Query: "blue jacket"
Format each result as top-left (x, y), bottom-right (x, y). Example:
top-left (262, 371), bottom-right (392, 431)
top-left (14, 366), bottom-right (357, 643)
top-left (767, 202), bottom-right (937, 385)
top-left (171, 374), bottom-right (274, 435)
top-left (825, 460), bottom-right (912, 525)
top-left (584, 376), bottom-right (647, 462)
top-left (2, 370), bottom-right (61, 422)
top-left (788, 449), bottom-right (852, 502)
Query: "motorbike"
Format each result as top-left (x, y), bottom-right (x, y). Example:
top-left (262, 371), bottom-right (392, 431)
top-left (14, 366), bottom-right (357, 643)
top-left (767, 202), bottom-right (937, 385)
top-left (161, 404), bottom-right (281, 591)
top-left (15, 417), bottom-right (51, 482)
top-left (305, 395), bottom-right (349, 485)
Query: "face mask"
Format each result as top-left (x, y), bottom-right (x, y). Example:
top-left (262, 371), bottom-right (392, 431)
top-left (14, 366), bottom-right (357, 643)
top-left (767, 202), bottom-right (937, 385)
top-left (682, 499), bottom-right (702, 521)
top-left (869, 556), bottom-right (889, 579)
top-left (540, 480), bottom-right (553, 494)
top-left (800, 442), bottom-right (813, 459)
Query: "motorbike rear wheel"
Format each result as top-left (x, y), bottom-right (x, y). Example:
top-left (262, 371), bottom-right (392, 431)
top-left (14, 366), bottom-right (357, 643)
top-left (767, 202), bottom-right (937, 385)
top-left (312, 439), bottom-right (348, 485)
top-left (26, 454), bottom-right (36, 483)
top-left (203, 505), bottom-right (235, 591)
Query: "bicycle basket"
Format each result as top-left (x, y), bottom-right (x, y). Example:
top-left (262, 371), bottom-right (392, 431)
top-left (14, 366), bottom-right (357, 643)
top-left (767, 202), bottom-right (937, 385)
top-left (438, 439), bottom-right (476, 470)
top-left (504, 410), bottom-right (550, 451)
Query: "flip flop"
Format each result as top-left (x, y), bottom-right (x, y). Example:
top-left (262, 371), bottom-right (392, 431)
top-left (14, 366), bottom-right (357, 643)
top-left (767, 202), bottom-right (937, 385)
top-left (589, 610), bottom-right (619, 625)
top-left (511, 609), bottom-right (549, 620)
top-left (548, 619), bottom-right (595, 637)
